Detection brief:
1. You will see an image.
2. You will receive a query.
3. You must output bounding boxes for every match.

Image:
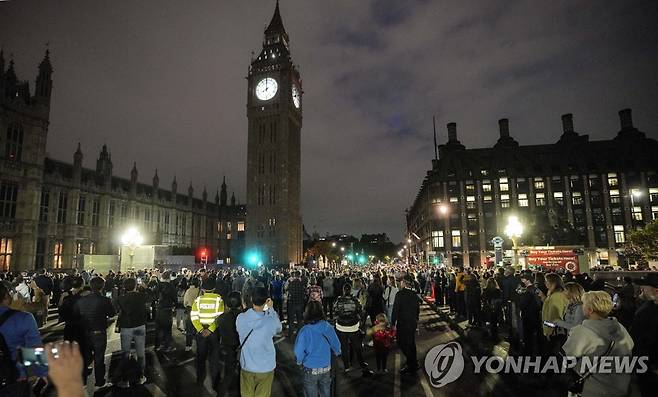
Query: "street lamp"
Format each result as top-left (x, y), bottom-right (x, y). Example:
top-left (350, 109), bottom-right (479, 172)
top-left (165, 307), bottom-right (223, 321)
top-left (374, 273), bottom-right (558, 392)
top-left (120, 227), bottom-right (144, 269)
top-left (332, 242), bottom-right (337, 248)
top-left (438, 204), bottom-right (449, 215)
top-left (504, 215), bottom-right (523, 268)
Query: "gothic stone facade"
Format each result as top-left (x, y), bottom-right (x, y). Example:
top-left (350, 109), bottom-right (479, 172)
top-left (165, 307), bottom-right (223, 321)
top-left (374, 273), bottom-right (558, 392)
top-left (0, 51), bottom-right (245, 272)
top-left (245, 2), bottom-right (303, 266)
top-left (406, 111), bottom-right (658, 268)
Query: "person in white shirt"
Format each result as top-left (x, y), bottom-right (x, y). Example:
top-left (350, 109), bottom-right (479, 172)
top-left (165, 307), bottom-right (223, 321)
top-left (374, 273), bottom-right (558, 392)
top-left (383, 276), bottom-right (399, 322)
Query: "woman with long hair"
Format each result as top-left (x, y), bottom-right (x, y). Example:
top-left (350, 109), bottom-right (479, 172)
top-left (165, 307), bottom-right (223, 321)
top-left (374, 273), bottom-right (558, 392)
top-left (294, 301), bottom-right (341, 397)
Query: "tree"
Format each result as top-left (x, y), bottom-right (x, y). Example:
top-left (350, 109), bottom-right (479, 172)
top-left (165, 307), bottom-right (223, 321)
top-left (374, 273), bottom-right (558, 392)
top-left (627, 219), bottom-right (658, 264)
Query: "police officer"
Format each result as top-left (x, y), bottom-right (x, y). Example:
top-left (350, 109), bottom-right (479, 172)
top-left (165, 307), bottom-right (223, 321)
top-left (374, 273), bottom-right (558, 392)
top-left (191, 276), bottom-right (225, 389)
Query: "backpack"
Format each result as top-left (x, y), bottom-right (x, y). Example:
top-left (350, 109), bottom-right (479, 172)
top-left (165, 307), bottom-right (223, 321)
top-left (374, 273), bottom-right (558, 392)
top-left (0, 310), bottom-right (19, 388)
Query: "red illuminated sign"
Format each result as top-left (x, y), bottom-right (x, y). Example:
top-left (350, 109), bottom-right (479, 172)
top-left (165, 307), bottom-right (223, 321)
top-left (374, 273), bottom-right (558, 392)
top-left (526, 249), bottom-right (580, 273)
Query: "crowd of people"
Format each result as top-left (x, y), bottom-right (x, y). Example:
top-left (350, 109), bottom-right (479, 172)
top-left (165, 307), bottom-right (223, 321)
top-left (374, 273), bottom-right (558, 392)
top-left (0, 263), bottom-right (656, 397)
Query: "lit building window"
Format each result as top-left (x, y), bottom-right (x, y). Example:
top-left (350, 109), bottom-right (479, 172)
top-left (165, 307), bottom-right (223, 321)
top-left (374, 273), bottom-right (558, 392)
top-left (534, 178), bottom-right (545, 190)
top-left (613, 225), bottom-right (625, 243)
top-left (652, 206), bottom-right (658, 220)
top-left (499, 178), bottom-right (509, 192)
top-left (650, 188), bottom-right (658, 203)
top-left (607, 173), bottom-right (618, 187)
top-left (572, 192), bottom-right (583, 205)
top-left (237, 222), bottom-right (245, 232)
top-left (483, 195), bottom-right (492, 202)
top-left (553, 191), bottom-right (564, 206)
top-left (53, 241), bottom-right (64, 269)
top-left (535, 192), bottom-right (546, 207)
top-left (482, 182), bottom-right (492, 192)
top-left (449, 197), bottom-right (458, 203)
top-left (466, 196), bottom-right (476, 209)
top-left (518, 193), bottom-right (529, 207)
top-left (0, 238), bottom-right (12, 271)
top-left (501, 194), bottom-right (510, 208)
top-left (632, 206), bottom-right (643, 221)
top-left (451, 230), bottom-right (461, 248)
top-left (432, 230), bottom-right (444, 248)
top-left (609, 189), bottom-right (621, 204)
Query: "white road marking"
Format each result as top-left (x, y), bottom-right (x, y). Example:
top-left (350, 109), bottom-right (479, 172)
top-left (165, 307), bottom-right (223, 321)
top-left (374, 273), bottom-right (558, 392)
top-left (394, 353), bottom-right (401, 397)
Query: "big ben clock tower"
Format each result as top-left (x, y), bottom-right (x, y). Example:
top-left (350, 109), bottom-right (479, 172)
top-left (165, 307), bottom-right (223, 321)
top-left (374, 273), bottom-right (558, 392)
top-left (246, 1), bottom-right (302, 266)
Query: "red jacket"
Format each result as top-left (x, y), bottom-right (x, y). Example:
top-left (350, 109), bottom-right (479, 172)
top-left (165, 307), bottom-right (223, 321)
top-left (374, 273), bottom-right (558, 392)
top-left (372, 321), bottom-right (396, 350)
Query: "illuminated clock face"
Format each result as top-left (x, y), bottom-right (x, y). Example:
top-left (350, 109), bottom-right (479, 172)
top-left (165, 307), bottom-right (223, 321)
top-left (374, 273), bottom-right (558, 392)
top-left (255, 77), bottom-right (278, 101)
top-left (292, 84), bottom-right (301, 108)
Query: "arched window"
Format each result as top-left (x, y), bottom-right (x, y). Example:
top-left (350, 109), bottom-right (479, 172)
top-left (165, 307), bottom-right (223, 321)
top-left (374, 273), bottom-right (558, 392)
top-left (5, 123), bottom-right (24, 161)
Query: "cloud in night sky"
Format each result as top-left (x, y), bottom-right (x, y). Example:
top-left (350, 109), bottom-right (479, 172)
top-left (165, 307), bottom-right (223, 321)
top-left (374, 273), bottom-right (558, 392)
top-left (1, 0), bottom-right (657, 241)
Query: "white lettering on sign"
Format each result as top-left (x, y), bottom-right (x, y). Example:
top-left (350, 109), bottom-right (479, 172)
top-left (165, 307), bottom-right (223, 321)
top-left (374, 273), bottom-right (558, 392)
top-left (199, 303), bottom-right (216, 309)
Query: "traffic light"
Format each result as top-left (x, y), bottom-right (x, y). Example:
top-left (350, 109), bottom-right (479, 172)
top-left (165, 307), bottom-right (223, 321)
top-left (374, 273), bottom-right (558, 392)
top-left (199, 247), bottom-right (208, 265)
top-left (245, 250), bottom-right (261, 267)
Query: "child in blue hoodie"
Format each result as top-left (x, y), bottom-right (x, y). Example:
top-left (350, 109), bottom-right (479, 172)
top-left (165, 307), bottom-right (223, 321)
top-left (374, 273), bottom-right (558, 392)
top-left (294, 301), bottom-right (341, 397)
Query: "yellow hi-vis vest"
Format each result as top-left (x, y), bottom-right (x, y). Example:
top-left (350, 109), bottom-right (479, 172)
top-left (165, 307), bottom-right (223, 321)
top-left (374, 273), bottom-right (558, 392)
top-left (191, 292), bottom-right (224, 333)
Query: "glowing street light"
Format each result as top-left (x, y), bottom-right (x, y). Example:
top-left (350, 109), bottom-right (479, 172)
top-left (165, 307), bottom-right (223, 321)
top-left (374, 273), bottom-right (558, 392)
top-left (340, 247), bottom-right (345, 252)
top-left (504, 215), bottom-right (523, 268)
top-left (331, 242), bottom-right (337, 248)
top-left (120, 227), bottom-right (143, 268)
top-left (438, 204), bottom-right (449, 215)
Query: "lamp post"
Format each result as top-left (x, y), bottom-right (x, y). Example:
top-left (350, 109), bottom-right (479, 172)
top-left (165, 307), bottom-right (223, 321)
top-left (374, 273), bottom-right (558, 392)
top-left (120, 227), bottom-right (143, 270)
top-left (504, 215), bottom-right (524, 269)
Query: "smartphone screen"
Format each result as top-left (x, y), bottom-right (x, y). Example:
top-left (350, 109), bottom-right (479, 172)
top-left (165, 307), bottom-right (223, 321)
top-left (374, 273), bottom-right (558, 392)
top-left (543, 320), bottom-right (556, 328)
top-left (18, 347), bottom-right (57, 369)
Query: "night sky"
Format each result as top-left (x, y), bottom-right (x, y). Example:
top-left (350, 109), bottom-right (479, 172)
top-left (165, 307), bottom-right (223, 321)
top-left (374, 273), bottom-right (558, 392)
top-left (1, 0), bottom-right (657, 242)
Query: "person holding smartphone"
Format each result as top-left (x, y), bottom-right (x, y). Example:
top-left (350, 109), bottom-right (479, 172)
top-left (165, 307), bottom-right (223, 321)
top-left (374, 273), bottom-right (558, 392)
top-left (0, 281), bottom-right (43, 396)
top-left (236, 287), bottom-right (282, 397)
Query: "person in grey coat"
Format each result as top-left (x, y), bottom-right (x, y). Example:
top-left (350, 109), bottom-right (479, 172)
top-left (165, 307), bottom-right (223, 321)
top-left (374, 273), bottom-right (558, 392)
top-left (562, 291), bottom-right (634, 397)
top-left (554, 282), bottom-right (586, 332)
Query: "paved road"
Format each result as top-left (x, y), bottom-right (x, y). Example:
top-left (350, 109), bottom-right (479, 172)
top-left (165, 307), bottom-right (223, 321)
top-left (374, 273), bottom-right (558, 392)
top-left (38, 302), bottom-right (571, 397)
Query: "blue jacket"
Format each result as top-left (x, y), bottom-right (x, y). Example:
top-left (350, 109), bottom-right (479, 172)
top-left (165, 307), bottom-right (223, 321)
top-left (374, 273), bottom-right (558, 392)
top-left (0, 305), bottom-right (43, 377)
top-left (294, 320), bottom-right (341, 369)
top-left (236, 308), bottom-right (282, 373)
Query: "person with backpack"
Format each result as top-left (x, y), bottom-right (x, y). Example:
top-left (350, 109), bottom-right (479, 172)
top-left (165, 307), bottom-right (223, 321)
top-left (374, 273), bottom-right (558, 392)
top-left (191, 277), bottom-right (224, 389)
top-left (0, 281), bottom-right (43, 397)
top-left (294, 300), bottom-right (341, 397)
top-left (216, 291), bottom-right (242, 397)
top-left (333, 283), bottom-right (373, 377)
top-left (236, 287), bottom-right (282, 397)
